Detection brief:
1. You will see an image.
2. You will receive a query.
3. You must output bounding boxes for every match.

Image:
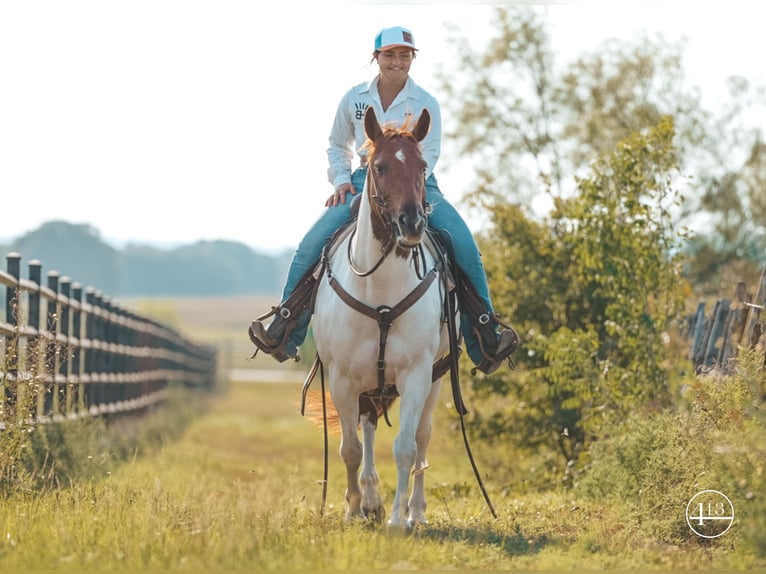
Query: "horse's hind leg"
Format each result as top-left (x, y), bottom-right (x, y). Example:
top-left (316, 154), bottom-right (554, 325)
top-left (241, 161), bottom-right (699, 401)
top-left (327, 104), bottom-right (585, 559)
top-left (408, 379), bottom-right (442, 526)
top-left (359, 412), bottom-right (384, 522)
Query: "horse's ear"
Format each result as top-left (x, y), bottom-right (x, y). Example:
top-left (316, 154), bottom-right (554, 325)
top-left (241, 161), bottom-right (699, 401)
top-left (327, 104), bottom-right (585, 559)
top-left (413, 109), bottom-right (431, 142)
top-left (364, 106), bottom-right (383, 142)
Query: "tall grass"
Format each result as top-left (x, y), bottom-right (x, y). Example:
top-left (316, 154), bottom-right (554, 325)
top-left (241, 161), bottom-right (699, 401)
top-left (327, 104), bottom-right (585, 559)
top-left (2, 292), bottom-right (764, 569)
top-left (1, 376), bottom-right (764, 570)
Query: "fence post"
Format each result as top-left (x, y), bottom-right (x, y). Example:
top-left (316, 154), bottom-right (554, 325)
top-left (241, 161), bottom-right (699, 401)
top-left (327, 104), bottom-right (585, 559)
top-left (744, 265), bottom-right (766, 351)
top-left (703, 299), bottom-right (730, 370)
top-left (719, 307), bottom-right (740, 368)
top-left (26, 260), bottom-right (44, 420)
top-left (3, 253), bottom-right (22, 422)
top-left (72, 282), bottom-right (83, 413)
top-left (85, 287), bottom-right (96, 412)
top-left (690, 302), bottom-right (707, 370)
top-left (59, 277), bottom-right (72, 414)
top-left (45, 271), bottom-right (60, 416)
top-left (4, 253), bottom-right (20, 331)
top-left (27, 260), bottom-right (42, 335)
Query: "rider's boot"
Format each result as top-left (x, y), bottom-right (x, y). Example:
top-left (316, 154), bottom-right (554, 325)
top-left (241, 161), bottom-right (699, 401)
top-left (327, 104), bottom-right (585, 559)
top-left (455, 268), bottom-right (520, 375)
top-left (248, 268), bottom-right (318, 363)
top-left (472, 314), bottom-right (520, 375)
top-left (248, 308), bottom-right (295, 363)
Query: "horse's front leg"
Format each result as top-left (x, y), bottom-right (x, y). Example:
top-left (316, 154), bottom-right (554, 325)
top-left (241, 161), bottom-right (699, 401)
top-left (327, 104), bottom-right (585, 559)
top-left (389, 377), bottom-right (430, 529)
top-left (408, 379), bottom-right (441, 526)
top-left (332, 386), bottom-right (363, 521)
top-left (359, 412), bottom-right (384, 522)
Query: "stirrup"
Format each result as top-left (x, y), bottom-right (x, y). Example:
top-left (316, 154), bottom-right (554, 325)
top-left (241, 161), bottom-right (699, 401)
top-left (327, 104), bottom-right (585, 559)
top-left (248, 309), bottom-right (295, 363)
top-left (472, 318), bottom-right (520, 375)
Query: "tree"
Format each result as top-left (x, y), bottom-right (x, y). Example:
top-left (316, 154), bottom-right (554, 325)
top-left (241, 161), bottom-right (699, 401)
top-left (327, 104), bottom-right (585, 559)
top-left (434, 7), bottom-right (696, 482)
top-left (437, 6), bottom-right (766, 290)
top-left (685, 78), bottom-right (766, 290)
top-left (437, 7), bottom-right (705, 207)
top-left (470, 118), bottom-right (688, 484)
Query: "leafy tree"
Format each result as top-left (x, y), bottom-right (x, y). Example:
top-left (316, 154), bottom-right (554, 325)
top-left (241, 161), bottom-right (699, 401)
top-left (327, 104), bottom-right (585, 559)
top-left (437, 6), bottom-right (766, 290)
top-left (685, 78), bottom-right (766, 290)
top-left (432, 5), bottom-right (766, 482)
top-left (469, 119), bottom-right (688, 483)
top-left (437, 8), bottom-right (704, 206)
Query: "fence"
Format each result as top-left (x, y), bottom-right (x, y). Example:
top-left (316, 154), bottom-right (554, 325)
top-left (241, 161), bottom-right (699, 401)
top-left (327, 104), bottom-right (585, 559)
top-left (688, 264), bottom-right (766, 372)
top-left (1, 252), bottom-right (217, 428)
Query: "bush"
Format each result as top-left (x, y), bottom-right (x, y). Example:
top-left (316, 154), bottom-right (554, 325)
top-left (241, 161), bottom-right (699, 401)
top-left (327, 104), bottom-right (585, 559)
top-left (470, 117), bottom-right (689, 478)
top-left (577, 348), bottom-right (766, 551)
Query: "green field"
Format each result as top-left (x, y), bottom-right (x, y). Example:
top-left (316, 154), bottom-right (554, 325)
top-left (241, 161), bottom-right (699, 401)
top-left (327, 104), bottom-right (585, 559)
top-left (126, 294), bottom-right (310, 377)
top-left (1, 296), bottom-right (764, 570)
top-left (0, 379), bottom-right (760, 570)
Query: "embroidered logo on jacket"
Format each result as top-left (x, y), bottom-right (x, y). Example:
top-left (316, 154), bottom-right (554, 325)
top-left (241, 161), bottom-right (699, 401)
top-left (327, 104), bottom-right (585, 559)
top-left (354, 102), bottom-right (368, 120)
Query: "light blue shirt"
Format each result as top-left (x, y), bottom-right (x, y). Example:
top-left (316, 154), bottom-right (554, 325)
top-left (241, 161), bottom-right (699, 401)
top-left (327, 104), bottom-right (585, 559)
top-left (326, 75), bottom-right (442, 191)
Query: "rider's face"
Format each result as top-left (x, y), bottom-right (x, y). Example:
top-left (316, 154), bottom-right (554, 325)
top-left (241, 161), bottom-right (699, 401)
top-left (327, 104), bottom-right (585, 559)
top-left (376, 48), bottom-right (414, 81)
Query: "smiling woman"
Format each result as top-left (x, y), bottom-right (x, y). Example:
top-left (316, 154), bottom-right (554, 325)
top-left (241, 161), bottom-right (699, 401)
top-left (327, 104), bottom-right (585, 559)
top-left (249, 24), bottom-right (518, 375)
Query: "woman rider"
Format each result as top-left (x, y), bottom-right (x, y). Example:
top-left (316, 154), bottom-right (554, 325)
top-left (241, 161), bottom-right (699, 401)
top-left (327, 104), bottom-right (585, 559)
top-left (249, 26), bottom-right (518, 375)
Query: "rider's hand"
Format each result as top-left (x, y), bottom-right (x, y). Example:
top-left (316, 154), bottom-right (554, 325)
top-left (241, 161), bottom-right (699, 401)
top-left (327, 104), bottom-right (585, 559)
top-left (326, 184), bottom-right (357, 207)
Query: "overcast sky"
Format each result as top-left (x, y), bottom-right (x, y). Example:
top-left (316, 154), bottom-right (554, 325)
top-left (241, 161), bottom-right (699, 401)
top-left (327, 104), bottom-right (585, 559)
top-left (1, 1), bottom-right (763, 254)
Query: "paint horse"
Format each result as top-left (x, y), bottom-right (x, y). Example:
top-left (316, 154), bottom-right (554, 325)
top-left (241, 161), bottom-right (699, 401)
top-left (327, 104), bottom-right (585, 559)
top-left (311, 106), bottom-right (452, 528)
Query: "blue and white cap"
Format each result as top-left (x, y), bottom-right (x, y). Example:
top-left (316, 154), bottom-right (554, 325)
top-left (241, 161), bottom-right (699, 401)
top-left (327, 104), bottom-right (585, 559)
top-left (374, 26), bottom-right (417, 52)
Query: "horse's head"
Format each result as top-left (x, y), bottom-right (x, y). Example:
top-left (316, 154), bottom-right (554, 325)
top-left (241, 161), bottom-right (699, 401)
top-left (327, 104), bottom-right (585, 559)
top-left (363, 106), bottom-right (431, 251)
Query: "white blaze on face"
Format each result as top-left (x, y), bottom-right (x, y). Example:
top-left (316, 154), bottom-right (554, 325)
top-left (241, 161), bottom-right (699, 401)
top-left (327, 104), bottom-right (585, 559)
top-left (395, 149), bottom-right (406, 164)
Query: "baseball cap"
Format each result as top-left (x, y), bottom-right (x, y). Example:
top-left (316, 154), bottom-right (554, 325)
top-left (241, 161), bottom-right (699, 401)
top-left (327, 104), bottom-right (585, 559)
top-left (374, 26), bottom-right (417, 52)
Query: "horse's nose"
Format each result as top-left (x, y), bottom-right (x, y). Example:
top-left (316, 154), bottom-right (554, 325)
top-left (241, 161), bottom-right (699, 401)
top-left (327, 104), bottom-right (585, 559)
top-left (398, 211), bottom-right (425, 237)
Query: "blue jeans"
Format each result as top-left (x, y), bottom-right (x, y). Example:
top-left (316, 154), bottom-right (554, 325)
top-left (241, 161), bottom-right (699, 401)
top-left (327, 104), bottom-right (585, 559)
top-left (280, 168), bottom-right (494, 365)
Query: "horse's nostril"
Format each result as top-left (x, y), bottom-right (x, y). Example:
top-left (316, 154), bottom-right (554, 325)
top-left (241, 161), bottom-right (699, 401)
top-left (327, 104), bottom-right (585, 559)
top-left (399, 212), bottom-right (425, 234)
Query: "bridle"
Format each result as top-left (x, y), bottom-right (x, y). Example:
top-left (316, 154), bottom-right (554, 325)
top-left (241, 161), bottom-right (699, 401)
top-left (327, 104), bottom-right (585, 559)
top-left (346, 149), bottom-right (431, 279)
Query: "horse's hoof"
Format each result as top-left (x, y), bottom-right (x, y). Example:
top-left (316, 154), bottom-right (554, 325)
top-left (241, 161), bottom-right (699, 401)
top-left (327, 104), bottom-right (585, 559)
top-left (345, 509), bottom-right (365, 523)
top-left (363, 505), bottom-right (386, 523)
top-left (386, 518), bottom-right (413, 533)
top-left (407, 517), bottom-right (428, 529)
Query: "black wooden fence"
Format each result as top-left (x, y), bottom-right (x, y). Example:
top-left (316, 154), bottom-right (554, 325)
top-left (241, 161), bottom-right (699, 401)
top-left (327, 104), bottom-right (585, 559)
top-left (1, 252), bottom-right (217, 428)
top-left (688, 264), bottom-right (766, 372)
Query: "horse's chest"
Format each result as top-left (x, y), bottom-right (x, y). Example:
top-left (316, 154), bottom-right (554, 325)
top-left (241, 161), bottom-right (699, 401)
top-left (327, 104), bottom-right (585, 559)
top-left (313, 279), bottom-right (441, 367)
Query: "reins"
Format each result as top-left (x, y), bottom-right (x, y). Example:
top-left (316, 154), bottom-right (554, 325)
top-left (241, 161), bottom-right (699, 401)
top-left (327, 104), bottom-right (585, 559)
top-left (434, 233), bottom-right (497, 520)
top-left (346, 227), bottom-right (393, 277)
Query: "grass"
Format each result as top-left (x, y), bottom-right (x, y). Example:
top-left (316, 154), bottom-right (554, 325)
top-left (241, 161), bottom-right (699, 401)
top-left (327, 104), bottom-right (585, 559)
top-left (125, 295), bottom-right (307, 375)
top-left (2, 295), bottom-right (764, 570)
top-left (1, 379), bottom-right (763, 571)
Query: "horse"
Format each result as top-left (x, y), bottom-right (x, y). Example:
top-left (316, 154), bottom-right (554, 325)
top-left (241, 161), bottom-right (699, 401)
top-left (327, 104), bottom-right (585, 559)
top-left (309, 106), bottom-right (453, 529)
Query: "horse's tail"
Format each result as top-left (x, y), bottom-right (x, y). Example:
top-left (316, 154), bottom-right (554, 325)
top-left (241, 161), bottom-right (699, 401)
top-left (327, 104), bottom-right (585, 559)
top-left (303, 389), bottom-right (341, 434)
top-left (302, 390), bottom-right (398, 432)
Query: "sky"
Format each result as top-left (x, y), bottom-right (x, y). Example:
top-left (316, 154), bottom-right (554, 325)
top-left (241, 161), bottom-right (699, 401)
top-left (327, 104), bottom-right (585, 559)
top-left (1, 1), bottom-right (764, 254)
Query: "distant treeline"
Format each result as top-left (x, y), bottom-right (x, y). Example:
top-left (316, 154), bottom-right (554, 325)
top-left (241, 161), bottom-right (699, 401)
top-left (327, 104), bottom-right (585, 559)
top-left (1, 221), bottom-right (291, 297)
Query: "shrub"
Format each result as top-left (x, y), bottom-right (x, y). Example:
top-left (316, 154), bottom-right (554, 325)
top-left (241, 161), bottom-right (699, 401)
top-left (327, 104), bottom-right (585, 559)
top-left (577, 348), bottom-right (766, 550)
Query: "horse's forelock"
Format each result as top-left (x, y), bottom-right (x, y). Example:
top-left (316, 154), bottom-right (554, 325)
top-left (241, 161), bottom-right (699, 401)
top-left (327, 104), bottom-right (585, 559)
top-left (363, 122), bottom-right (420, 163)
